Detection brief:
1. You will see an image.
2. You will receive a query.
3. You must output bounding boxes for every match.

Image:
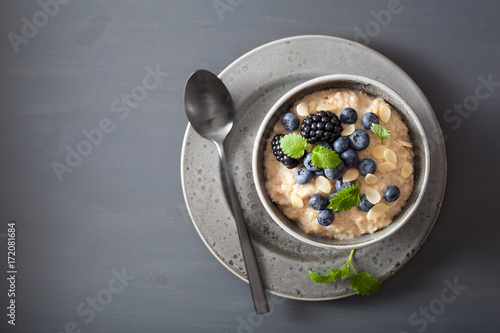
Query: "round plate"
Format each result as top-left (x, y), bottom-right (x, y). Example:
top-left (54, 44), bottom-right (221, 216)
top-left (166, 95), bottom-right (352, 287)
top-left (181, 35), bottom-right (446, 300)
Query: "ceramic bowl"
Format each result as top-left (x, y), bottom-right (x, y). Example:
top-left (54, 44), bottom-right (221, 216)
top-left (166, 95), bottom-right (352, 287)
top-left (252, 74), bottom-right (430, 249)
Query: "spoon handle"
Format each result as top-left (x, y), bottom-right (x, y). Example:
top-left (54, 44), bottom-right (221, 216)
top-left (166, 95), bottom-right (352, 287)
top-left (216, 141), bottom-right (270, 315)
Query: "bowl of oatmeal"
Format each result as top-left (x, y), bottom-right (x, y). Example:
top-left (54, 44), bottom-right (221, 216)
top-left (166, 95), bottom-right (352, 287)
top-left (252, 74), bottom-right (430, 249)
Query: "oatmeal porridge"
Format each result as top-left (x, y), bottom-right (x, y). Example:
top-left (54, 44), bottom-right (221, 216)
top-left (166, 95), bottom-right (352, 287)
top-left (264, 89), bottom-right (414, 239)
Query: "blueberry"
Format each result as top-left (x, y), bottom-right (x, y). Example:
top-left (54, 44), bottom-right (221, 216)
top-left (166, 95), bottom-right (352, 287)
top-left (317, 210), bottom-right (335, 226)
top-left (340, 148), bottom-right (359, 168)
top-left (317, 141), bottom-right (332, 149)
top-left (358, 195), bottom-right (374, 212)
top-left (340, 107), bottom-right (358, 124)
top-left (294, 167), bottom-right (313, 184)
top-left (358, 158), bottom-right (377, 176)
top-left (314, 169), bottom-right (325, 177)
top-left (281, 112), bottom-right (300, 131)
top-left (361, 112), bottom-right (379, 130)
top-left (303, 152), bottom-right (321, 172)
top-left (335, 179), bottom-right (356, 192)
top-left (333, 136), bottom-right (349, 153)
top-left (384, 185), bottom-right (401, 202)
top-left (308, 193), bottom-right (329, 210)
top-left (349, 129), bottom-right (370, 151)
top-left (324, 161), bottom-right (346, 180)
top-left (328, 192), bottom-right (337, 201)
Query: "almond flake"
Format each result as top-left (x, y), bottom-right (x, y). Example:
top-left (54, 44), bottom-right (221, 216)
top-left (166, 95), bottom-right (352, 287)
top-left (383, 148), bottom-right (397, 164)
top-left (372, 145), bottom-right (388, 159)
top-left (365, 173), bottom-right (378, 185)
top-left (379, 105), bottom-right (391, 123)
top-left (343, 168), bottom-right (359, 182)
top-left (378, 161), bottom-right (397, 172)
top-left (315, 176), bottom-right (332, 194)
top-left (367, 203), bottom-right (390, 220)
top-left (401, 161), bottom-right (413, 179)
top-left (341, 124), bottom-right (355, 136)
top-left (365, 186), bottom-right (381, 204)
top-left (296, 102), bottom-right (309, 116)
top-left (291, 192), bottom-right (304, 208)
top-left (316, 103), bottom-right (336, 111)
top-left (397, 139), bottom-right (413, 148)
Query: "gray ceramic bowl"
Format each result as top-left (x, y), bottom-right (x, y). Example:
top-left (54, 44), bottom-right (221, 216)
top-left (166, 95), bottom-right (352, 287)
top-left (252, 74), bottom-right (430, 249)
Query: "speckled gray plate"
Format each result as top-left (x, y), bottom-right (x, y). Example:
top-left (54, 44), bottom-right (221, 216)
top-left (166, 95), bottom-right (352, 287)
top-left (181, 35), bottom-right (446, 300)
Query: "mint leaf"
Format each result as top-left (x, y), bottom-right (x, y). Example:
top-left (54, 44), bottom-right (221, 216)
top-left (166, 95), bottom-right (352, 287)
top-left (310, 145), bottom-right (341, 169)
top-left (279, 134), bottom-right (307, 159)
top-left (340, 265), bottom-right (352, 279)
top-left (309, 250), bottom-right (382, 296)
top-left (350, 272), bottom-right (382, 296)
top-left (370, 123), bottom-right (391, 143)
top-left (327, 184), bottom-right (361, 212)
top-left (309, 269), bottom-right (342, 283)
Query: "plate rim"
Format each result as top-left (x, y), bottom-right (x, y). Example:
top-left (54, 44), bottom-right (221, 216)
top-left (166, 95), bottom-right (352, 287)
top-left (181, 34), bottom-right (447, 301)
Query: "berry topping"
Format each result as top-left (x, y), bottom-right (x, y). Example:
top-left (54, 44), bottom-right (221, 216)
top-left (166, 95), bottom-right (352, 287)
top-left (334, 179), bottom-right (356, 193)
top-left (361, 112), bottom-right (379, 130)
top-left (314, 169), bottom-right (325, 177)
top-left (300, 111), bottom-right (343, 144)
top-left (333, 136), bottom-right (349, 154)
top-left (308, 193), bottom-right (329, 211)
top-left (271, 134), bottom-right (303, 169)
top-left (349, 129), bottom-right (370, 151)
top-left (317, 210), bottom-right (335, 226)
top-left (358, 158), bottom-right (377, 176)
top-left (340, 107), bottom-right (358, 124)
top-left (340, 148), bottom-right (359, 168)
top-left (317, 141), bottom-right (332, 149)
top-left (358, 195), bottom-right (375, 212)
top-left (294, 167), bottom-right (313, 184)
top-left (281, 112), bottom-right (300, 131)
top-left (324, 161), bottom-right (346, 180)
top-left (303, 152), bottom-right (321, 172)
top-left (384, 185), bottom-right (401, 202)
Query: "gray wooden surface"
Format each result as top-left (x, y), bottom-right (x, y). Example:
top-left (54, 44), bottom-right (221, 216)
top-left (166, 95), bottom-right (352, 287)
top-left (0, 0), bottom-right (498, 332)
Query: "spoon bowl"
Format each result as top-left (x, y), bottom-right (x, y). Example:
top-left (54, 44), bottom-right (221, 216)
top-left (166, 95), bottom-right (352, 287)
top-left (184, 70), bottom-right (234, 143)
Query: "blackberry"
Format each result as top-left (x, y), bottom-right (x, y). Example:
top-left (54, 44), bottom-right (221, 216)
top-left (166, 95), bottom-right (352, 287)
top-left (271, 134), bottom-right (302, 169)
top-left (300, 111), bottom-right (343, 144)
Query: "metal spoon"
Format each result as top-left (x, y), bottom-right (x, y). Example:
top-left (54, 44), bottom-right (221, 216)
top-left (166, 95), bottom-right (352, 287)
top-left (184, 69), bottom-right (269, 315)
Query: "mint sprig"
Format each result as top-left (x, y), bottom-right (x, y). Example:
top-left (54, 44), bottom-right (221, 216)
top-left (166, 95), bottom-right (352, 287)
top-left (309, 250), bottom-right (382, 296)
top-left (327, 184), bottom-right (361, 212)
top-left (370, 123), bottom-right (391, 143)
top-left (350, 272), bottom-right (383, 296)
top-left (310, 145), bottom-right (341, 169)
top-left (279, 134), bottom-right (307, 159)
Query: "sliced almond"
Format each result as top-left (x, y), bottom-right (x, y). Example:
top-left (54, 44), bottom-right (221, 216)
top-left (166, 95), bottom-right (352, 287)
top-left (397, 139), bottom-right (413, 148)
top-left (291, 192), bottom-right (304, 208)
top-left (378, 161), bottom-right (397, 172)
top-left (401, 161), bottom-right (413, 179)
top-left (379, 105), bottom-right (391, 123)
top-left (365, 186), bottom-right (381, 204)
top-left (343, 168), bottom-right (359, 182)
top-left (372, 145), bottom-right (388, 159)
top-left (316, 103), bottom-right (336, 111)
top-left (383, 148), bottom-right (397, 164)
top-left (365, 173), bottom-right (378, 185)
top-left (367, 203), bottom-right (390, 220)
top-left (296, 102), bottom-right (309, 116)
top-left (315, 176), bottom-right (332, 194)
top-left (341, 124), bottom-right (355, 136)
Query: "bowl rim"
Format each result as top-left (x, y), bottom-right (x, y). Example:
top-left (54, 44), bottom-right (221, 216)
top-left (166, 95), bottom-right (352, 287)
top-left (252, 73), bottom-right (430, 250)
